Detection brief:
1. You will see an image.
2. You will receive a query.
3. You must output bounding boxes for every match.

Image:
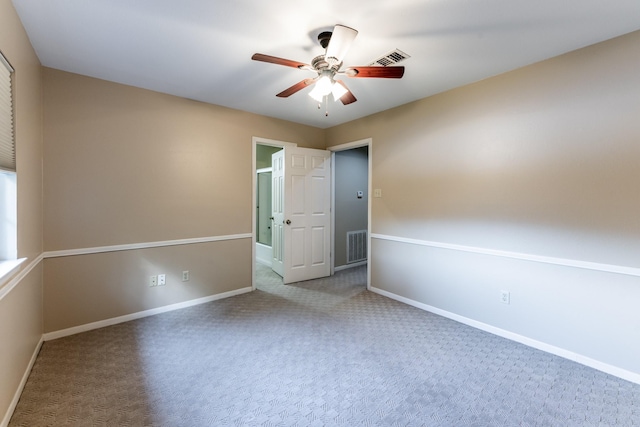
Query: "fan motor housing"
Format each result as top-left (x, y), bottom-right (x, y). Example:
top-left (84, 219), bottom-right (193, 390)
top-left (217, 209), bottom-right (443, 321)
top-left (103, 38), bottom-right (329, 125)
top-left (311, 55), bottom-right (340, 73)
top-left (317, 31), bottom-right (332, 49)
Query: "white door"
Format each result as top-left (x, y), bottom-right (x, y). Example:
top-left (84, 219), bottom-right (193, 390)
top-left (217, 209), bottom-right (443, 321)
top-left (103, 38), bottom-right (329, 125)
top-left (272, 146), bottom-right (331, 284)
top-left (283, 146), bottom-right (332, 284)
top-left (271, 150), bottom-right (285, 277)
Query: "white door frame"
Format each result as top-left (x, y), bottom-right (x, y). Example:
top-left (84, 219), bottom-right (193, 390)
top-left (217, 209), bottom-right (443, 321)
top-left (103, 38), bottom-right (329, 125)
top-left (328, 138), bottom-right (372, 290)
top-left (251, 137), bottom-right (296, 290)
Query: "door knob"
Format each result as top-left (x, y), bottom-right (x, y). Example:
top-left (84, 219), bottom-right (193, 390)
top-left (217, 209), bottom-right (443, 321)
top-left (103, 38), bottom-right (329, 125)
top-left (285, 219), bottom-right (291, 225)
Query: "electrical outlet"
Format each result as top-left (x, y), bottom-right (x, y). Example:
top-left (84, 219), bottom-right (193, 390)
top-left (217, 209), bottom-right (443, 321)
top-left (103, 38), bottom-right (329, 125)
top-left (500, 290), bottom-right (510, 304)
top-left (182, 270), bottom-right (190, 282)
top-left (158, 274), bottom-right (166, 286)
top-left (374, 189), bottom-right (382, 198)
top-left (150, 275), bottom-right (157, 287)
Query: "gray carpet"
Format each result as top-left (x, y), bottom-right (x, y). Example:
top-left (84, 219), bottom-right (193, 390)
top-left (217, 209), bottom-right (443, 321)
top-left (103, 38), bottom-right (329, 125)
top-left (9, 264), bottom-right (640, 426)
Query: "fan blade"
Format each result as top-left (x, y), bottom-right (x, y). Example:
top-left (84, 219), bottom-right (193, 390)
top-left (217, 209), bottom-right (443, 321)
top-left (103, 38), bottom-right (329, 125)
top-left (276, 78), bottom-right (316, 98)
top-left (251, 53), bottom-right (310, 70)
top-left (335, 80), bottom-right (357, 105)
top-left (325, 25), bottom-right (358, 64)
top-left (344, 66), bottom-right (405, 78)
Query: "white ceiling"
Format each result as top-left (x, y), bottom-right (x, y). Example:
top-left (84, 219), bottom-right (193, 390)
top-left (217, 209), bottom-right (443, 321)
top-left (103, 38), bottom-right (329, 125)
top-left (12, 0), bottom-right (640, 129)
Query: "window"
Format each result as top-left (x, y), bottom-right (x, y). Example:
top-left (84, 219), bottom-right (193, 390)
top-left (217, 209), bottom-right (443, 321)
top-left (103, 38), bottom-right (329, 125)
top-left (0, 50), bottom-right (15, 173)
top-left (0, 49), bottom-right (17, 276)
top-left (0, 172), bottom-right (17, 261)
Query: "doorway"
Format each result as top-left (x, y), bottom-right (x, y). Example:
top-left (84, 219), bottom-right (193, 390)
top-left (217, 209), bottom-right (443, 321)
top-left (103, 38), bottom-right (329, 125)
top-left (252, 137), bottom-right (371, 290)
top-left (332, 146), bottom-right (369, 270)
top-left (255, 144), bottom-right (282, 268)
top-left (253, 139), bottom-right (289, 289)
top-left (329, 138), bottom-right (372, 289)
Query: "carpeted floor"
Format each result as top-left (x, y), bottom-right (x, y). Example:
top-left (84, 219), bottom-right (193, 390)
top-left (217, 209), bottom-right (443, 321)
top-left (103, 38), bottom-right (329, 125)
top-left (9, 264), bottom-right (640, 426)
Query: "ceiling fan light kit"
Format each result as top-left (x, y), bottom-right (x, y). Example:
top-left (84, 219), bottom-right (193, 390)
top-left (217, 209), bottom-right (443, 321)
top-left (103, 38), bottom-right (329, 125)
top-left (308, 76), bottom-right (331, 102)
top-left (251, 24), bottom-right (406, 115)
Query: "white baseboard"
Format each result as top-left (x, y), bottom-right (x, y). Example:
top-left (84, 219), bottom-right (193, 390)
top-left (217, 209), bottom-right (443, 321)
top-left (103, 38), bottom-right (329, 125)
top-left (370, 286), bottom-right (640, 385)
top-left (1, 337), bottom-right (43, 427)
top-left (43, 287), bottom-right (253, 341)
top-left (334, 261), bottom-right (367, 272)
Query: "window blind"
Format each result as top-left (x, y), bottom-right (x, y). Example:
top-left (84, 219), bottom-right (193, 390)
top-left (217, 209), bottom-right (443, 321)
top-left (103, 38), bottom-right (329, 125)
top-left (0, 52), bottom-right (15, 172)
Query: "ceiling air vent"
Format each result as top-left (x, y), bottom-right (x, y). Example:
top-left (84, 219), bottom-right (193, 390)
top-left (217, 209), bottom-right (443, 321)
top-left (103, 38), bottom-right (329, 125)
top-left (369, 49), bottom-right (410, 66)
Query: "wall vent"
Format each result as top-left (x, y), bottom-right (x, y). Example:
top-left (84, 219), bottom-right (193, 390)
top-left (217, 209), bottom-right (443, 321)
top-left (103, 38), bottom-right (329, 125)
top-left (369, 49), bottom-right (411, 67)
top-left (347, 230), bottom-right (367, 264)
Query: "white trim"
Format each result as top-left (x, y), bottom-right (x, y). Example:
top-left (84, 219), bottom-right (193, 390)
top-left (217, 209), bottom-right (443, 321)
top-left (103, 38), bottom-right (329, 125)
top-left (369, 286), bottom-right (640, 385)
top-left (252, 140), bottom-right (258, 290)
top-left (327, 138), bottom-right (372, 152)
top-left (367, 142), bottom-right (372, 291)
top-left (371, 233), bottom-right (640, 278)
top-left (334, 261), bottom-right (367, 272)
top-left (43, 234), bottom-right (252, 259)
top-left (43, 287), bottom-right (253, 341)
top-left (331, 152), bottom-right (335, 275)
top-left (251, 136), bottom-right (297, 149)
top-left (0, 256), bottom-right (40, 301)
top-left (0, 258), bottom-right (26, 289)
top-left (1, 337), bottom-right (43, 427)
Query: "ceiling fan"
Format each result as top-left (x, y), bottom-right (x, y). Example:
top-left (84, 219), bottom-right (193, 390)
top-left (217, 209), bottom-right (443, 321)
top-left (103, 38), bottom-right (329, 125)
top-left (251, 25), bottom-right (405, 107)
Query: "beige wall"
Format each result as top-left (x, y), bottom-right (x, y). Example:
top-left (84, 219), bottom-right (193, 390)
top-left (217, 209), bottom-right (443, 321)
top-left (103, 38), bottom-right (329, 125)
top-left (0, 0), bottom-right (44, 423)
top-left (42, 68), bottom-right (325, 330)
top-left (43, 68), bottom-right (325, 250)
top-left (327, 30), bottom-right (640, 376)
top-left (44, 240), bottom-right (250, 333)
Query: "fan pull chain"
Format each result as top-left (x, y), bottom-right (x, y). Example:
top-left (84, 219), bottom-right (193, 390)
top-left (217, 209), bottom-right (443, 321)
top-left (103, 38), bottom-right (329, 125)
top-left (315, 96), bottom-right (330, 116)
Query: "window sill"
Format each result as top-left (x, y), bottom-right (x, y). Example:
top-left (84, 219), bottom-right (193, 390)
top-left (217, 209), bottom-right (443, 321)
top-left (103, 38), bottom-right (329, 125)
top-left (0, 258), bottom-right (26, 289)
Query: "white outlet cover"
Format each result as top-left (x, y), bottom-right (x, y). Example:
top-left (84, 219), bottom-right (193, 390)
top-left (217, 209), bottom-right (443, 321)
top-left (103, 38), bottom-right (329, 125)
top-left (500, 290), bottom-right (510, 304)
